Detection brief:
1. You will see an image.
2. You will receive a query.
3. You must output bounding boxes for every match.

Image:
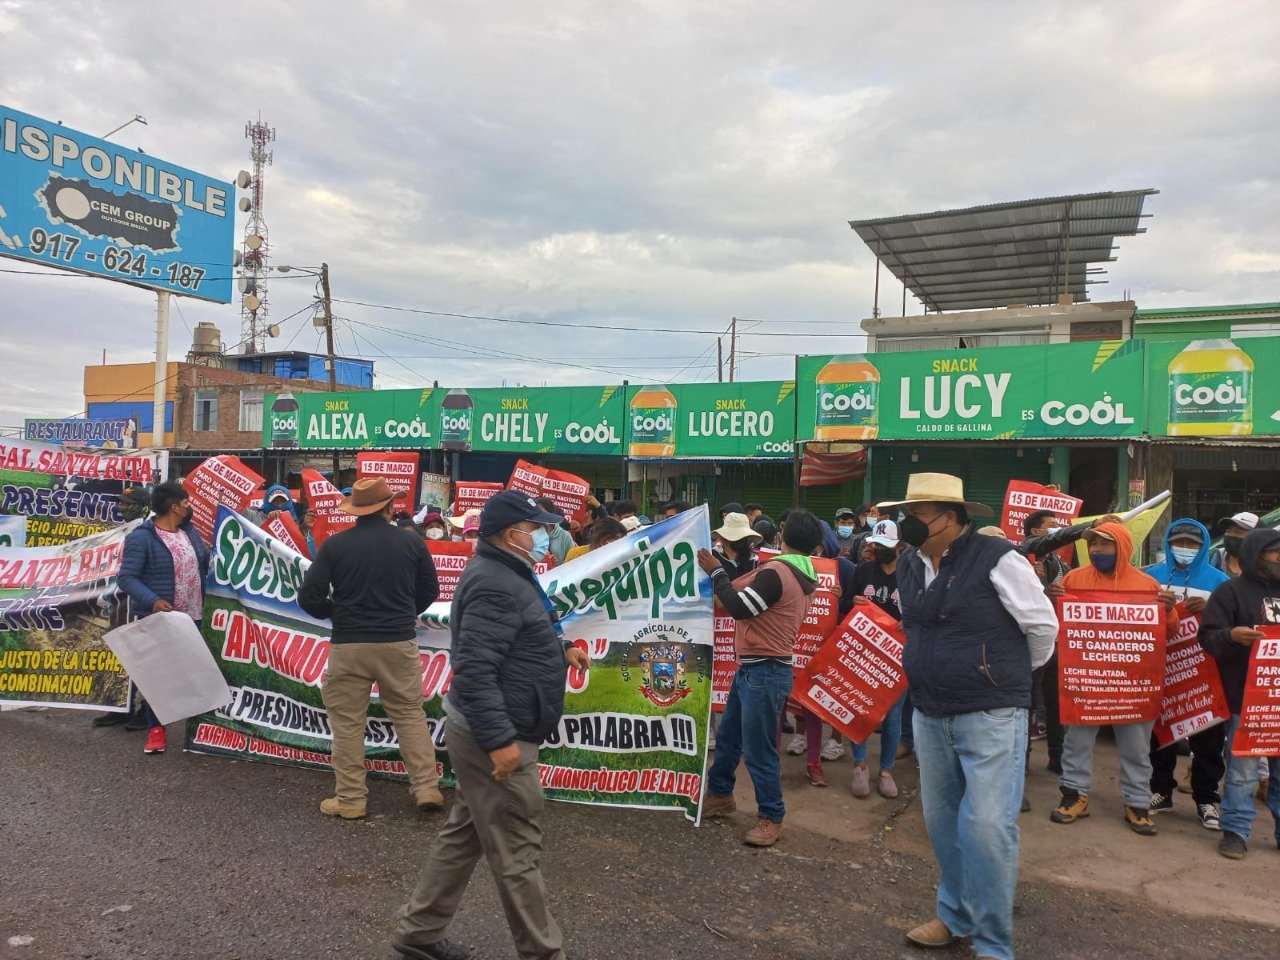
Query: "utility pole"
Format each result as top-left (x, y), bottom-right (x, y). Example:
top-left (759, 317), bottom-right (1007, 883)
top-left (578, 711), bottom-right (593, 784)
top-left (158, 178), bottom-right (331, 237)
top-left (320, 262), bottom-right (339, 476)
top-left (717, 337), bottom-right (723, 382)
top-left (728, 316), bottom-right (738, 383)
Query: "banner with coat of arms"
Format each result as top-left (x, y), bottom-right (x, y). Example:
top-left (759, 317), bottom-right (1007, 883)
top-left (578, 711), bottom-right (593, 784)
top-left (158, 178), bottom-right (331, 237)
top-left (186, 504), bottom-right (715, 822)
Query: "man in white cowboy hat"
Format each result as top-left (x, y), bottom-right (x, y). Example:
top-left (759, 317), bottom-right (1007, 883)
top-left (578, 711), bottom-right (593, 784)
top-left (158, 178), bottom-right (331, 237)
top-left (881, 473), bottom-right (1058, 960)
top-left (299, 477), bottom-right (444, 819)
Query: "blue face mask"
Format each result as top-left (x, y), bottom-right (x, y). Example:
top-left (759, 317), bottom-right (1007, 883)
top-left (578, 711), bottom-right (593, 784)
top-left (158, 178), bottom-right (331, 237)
top-left (527, 526), bottom-right (551, 564)
top-left (1170, 546), bottom-right (1199, 568)
top-left (836, 524), bottom-right (855, 538)
top-left (1089, 552), bottom-right (1117, 573)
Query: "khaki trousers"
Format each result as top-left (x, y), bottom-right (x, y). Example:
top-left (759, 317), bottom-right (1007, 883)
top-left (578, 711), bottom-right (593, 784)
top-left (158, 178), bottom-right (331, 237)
top-left (395, 718), bottom-right (563, 960)
top-left (320, 639), bottom-right (438, 804)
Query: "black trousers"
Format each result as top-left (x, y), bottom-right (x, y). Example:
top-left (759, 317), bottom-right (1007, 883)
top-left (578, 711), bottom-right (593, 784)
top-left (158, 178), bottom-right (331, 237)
top-left (1149, 723), bottom-right (1226, 804)
top-left (1040, 652), bottom-right (1063, 763)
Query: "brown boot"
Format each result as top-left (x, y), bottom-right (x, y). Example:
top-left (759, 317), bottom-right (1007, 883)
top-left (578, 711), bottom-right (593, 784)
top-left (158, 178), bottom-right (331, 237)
top-left (905, 917), bottom-right (959, 948)
top-left (416, 786), bottom-right (445, 812)
top-left (1125, 806), bottom-right (1157, 836)
top-left (320, 797), bottom-right (367, 819)
top-left (702, 793), bottom-right (737, 818)
top-left (1050, 787), bottom-right (1089, 824)
top-left (743, 817), bottom-right (783, 847)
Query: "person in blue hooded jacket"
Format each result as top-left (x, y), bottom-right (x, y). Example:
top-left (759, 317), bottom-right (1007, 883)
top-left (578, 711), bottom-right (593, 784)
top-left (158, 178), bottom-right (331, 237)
top-left (261, 482), bottom-right (300, 522)
top-left (1144, 518), bottom-right (1229, 830)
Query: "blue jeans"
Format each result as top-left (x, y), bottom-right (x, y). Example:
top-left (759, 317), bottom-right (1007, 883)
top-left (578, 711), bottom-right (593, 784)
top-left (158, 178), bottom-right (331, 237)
top-left (1220, 714), bottom-right (1280, 842)
top-left (708, 660), bottom-right (792, 823)
top-left (851, 691), bottom-right (906, 770)
top-left (914, 707), bottom-right (1028, 960)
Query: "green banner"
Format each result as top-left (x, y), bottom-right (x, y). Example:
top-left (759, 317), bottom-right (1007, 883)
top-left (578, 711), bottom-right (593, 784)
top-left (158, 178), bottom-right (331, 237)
top-left (797, 340), bottom-right (1147, 441)
top-left (1146, 336), bottom-right (1280, 438)
top-left (265, 388), bottom-right (441, 450)
top-left (470, 385), bottom-right (624, 454)
top-left (627, 381), bottom-right (796, 459)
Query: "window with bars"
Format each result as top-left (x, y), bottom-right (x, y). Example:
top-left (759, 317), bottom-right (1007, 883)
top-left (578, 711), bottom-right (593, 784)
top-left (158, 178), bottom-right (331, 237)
top-left (193, 390), bottom-right (218, 432)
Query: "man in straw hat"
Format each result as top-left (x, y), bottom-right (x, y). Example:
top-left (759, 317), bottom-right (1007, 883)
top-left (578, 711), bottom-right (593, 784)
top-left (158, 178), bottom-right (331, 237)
top-left (392, 490), bottom-right (591, 960)
top-left (881, 473), bottom-right (1058, 960)
top-left (299, 477), bottom-right (443, 819)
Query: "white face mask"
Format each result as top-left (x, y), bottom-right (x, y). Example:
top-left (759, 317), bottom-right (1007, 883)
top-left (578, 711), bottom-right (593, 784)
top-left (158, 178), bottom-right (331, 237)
top-left (425, 527), bottom-right (445, 540)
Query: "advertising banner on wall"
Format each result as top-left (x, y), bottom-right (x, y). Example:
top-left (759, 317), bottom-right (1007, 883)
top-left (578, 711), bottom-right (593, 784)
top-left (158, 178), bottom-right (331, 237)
top-left (626, 381), bottom-right (796, 460)
top-left (0, 522), bottom-right (136, 710)
top-left (25, 417), bottom-right (140, 449)
top-left (468, 385), bottom-right (625, 455)
top-left (186, 506), bottom-right (715, 820)
top-left (796, 340), bottom-right (1147, 441)
top-left (265, 389), bottom-right (441, 450)
top-left (1146, 336), bottom-right (1280, 438)
top-left (0, 105), bottom-right (234, 303)
top-left (1057, 590), bottom-right (1167, 725)
top-left (0, 437), bottom-right (165, 546)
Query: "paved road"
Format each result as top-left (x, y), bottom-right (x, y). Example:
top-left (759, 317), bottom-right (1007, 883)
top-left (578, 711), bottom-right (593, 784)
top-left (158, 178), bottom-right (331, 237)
top-left (2, 708), bottom-right (1274, 960)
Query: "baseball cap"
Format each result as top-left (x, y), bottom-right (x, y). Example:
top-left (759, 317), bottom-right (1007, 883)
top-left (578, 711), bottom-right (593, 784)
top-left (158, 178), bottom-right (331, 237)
top-left (1218, 511), bottom-right (1259, 532)
top-left (868, 519), bottom-right (899, 547)
top-left (834, 506), bottom-right (856, 520)
top-left (478, 490), bottom-right (564, 537)
top-left (1167, 522), bottom-right (1204, 545)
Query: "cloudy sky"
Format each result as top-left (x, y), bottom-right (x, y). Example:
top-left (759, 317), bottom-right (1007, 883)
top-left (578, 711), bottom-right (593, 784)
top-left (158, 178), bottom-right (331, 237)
top-left (3, 0), bottom-right (1278, 431)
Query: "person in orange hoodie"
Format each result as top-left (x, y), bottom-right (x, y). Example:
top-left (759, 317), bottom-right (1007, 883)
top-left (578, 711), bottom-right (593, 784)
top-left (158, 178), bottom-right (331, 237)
top-left (1046, 521), bottom-right (1179, 836)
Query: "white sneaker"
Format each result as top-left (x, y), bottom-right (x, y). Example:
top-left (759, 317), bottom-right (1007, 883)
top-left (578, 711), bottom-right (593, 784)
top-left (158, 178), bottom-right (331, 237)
top-left (820, 738), bottom-right (844, 761)
top-left (1198, 802), bottom-right (1222, 831)
top-left (785, 734), bottom-right (807, 756)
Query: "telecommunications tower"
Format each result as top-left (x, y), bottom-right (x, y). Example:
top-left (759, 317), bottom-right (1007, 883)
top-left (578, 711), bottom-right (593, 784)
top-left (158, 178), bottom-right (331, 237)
top-left (238, 117), bottom-right (276, 353)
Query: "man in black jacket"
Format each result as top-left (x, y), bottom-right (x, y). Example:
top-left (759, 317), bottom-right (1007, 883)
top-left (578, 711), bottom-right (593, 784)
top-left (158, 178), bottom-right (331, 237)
top-left (299, 478), bottom-right (441, 820)
top-left (393, 491), bottom-right (590, 960)
top-left (1199, 526), bottom-right (1280, 859)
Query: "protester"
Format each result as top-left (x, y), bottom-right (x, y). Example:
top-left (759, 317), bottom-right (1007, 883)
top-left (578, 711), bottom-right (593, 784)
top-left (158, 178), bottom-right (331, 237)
top-left (608, 499), bottom-right (638, 521)
top-left (394, 510), bottom-right (421, 532)
top-left (261, 482), bottom-right (300, 522)
top-left (719, 501), bottom-right (745, 522)
top-left (847, 519), bottom-right (906, 799)
top-left (298, 478), bottom-right (443, 820)
top-left (1210, 511), bottom-right (1259, 575)
top-left (1048, 522), bottom-right (1179, 837)
top-left (833, 506), bottom-right (859, 557)
top-left (392, 491), bottom-right (589, 960)
top-left (449, 508), bottom-right (481, 542)
top-left (743, 503), bottom-right (765, 522)
top-left (1198, 526), bottom-right (1280, 859)
top-left (886, 473), bottom-right (1057, 960)
top-left (712, 512), bottom-right (762, 580)
top-left (421, 512), bottom-right (449, 542)
top-left (751, 517), bottom-right (780, 550)
top-left (116, 482), bottom-right (210, 755)
top-left (700, 510), bottom-right (823, 847)
top-left (535, 497), bottom-right (574, 564)
top-left (1143, 519), bottom-right (1229, 830)
top-left (565, 517), bottom-right (625, 563)
top-left (661, 500), bottom-right (692, 519)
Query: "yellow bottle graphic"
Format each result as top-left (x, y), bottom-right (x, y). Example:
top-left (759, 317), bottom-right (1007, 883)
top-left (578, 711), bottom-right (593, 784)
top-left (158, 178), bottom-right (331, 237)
top-left (815, 355), bottom-right (880, 441)
top-left (1167, 339), bottom-right (1254, 437)
top-left (629, 386), bottom-right (678, 457)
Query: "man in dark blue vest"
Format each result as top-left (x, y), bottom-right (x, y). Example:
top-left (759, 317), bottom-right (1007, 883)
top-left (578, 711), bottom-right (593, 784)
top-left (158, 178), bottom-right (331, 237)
top-left (884, 474), bottom-right (1058, 960)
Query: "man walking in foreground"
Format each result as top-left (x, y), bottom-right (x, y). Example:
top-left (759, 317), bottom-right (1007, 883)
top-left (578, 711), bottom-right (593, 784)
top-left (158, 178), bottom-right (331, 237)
top-left (392, 491), bottom-right (591, 960)
top-left (885, 474), bottom-right (1058, 960)
top-left (298, 478), bottom-right (443, 819)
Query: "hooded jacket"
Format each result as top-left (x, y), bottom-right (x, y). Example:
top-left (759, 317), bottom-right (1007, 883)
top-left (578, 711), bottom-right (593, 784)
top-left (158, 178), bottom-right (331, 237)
top-left (1143, 518), bottom-right (1228, 600)
top-left (1061, 521), bottom-right (1180, 635)
top-left (710, 555), bottom-right (819, 660)
top-left (1199, 527), bottom-right (1280, 712)
top-left (261, 483), bottom-right (300, 521)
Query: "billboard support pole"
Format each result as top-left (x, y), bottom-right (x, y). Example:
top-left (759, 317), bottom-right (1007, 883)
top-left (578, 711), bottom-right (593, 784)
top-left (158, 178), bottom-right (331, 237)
top-left (152, 291), bottom-right (170, 448)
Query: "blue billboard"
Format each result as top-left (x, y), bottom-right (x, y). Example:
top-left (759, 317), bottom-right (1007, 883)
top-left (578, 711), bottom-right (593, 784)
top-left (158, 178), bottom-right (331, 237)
top-left (25, 417), bottom-right (141, 449)
top-left (0, 105), bottom-right (234, 303)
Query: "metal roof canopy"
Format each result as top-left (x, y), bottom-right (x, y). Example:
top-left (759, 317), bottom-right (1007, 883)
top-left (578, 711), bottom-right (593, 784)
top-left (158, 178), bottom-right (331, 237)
top-left (851, 189), bottom-right (1157, 313)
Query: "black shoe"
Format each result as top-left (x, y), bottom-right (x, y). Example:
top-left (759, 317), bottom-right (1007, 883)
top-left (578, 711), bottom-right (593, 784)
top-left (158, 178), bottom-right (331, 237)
top-left (123, 713), bottom-right (149, 732)
top-left (391, 938), bottom-right (473, 960)
top-left (92, 711), bottom-right (130, 727)
top-left (1218, 831), bottom-right (1248, 860)
top-left (1047, 756), bottom-right (1063, 775)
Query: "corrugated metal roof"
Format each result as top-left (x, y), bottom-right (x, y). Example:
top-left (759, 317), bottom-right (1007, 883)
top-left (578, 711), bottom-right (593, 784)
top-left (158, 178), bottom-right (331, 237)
top-left (851, 189), bottom-right (1157, 312)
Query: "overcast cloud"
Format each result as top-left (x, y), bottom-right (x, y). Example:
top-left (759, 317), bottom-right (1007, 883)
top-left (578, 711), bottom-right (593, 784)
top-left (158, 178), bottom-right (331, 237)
top-left (2, 0), bottom-right (1278, 430)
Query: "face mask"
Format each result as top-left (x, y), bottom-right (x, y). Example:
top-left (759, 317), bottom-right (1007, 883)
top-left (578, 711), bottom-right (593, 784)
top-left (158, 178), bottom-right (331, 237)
top-left (1224, 536), bottom-right (1244, 558)
top-left (836, 524), bottom-right (855, 538)
top-left (1260, 559), bottom-right (1280, 581)
top-left (511, 526), bottom-right (550, 564)
top-left (1089, 552), bottom-right (1117, 573)
top-left (872, 546), bottom-right (897, 565)
top-left (425, 528), bottom-right (445, 541)
top-left (898, 513), bottom-right (942, 549)
top-left (1170, 546), bottom-right (1198, 567)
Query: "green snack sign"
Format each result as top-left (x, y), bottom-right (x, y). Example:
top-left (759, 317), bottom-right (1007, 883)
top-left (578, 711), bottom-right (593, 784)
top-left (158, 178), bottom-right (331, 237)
top-left (627, 381), bottom-right (796, 459)
top-left (797, 340), bottom-right (1146, 441)
top-left (264, 389), bottom-right (442, 450)
top-left (470, 385), bottom-right (624, 454)
top-left (1146, 337), bottom-right (1280, 438)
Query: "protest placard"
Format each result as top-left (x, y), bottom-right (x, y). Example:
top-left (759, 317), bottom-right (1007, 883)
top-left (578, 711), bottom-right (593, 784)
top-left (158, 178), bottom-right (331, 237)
top-left (1058, 589), bottom-right (1167, 725)
top-left (1232, 625), bottom-right (1280, 757)
top-left (1153, 603), bottom-right (1229, 747)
